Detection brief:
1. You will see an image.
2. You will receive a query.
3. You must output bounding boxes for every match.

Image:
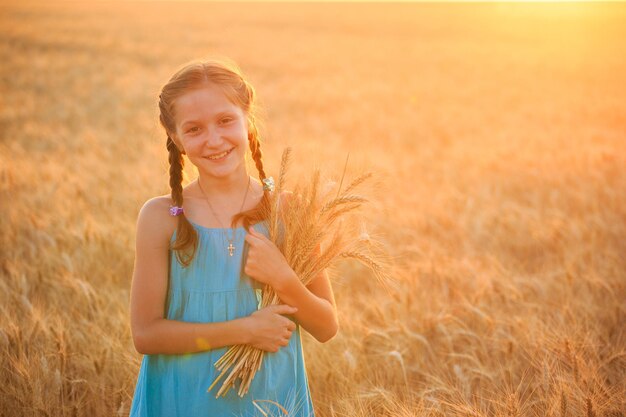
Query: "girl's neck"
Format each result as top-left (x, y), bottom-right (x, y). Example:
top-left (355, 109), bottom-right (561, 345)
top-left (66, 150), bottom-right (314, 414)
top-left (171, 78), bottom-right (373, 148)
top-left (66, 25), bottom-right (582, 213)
top-left (196, 170), bottom-right (252, 199)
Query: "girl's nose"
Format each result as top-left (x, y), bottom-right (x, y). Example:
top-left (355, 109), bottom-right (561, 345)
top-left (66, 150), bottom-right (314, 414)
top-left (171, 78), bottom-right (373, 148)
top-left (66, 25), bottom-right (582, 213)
top-left (204, 126), bottom-right (223, 146)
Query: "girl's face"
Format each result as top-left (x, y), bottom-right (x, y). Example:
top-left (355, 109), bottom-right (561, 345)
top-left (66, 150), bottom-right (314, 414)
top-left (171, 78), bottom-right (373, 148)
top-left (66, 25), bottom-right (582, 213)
top-left (172, 84), bottom-right (249, 179)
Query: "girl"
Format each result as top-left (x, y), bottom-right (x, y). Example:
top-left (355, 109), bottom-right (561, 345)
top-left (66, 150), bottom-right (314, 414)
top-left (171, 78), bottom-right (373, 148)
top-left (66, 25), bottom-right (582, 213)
top-left (129, 58), bottom-right (339, 417)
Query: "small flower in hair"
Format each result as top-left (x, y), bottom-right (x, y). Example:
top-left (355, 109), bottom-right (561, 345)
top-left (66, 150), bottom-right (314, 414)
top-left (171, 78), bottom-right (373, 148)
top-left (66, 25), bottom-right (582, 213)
top-left (262, 177), bottom-right (275, 192)
top-left (169, 206), bottom-right (184, 216)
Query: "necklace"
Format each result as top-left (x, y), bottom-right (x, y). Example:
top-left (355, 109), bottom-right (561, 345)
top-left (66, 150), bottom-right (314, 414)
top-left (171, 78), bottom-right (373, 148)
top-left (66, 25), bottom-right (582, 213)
top-left (197, 175), bottom-right (251, 257)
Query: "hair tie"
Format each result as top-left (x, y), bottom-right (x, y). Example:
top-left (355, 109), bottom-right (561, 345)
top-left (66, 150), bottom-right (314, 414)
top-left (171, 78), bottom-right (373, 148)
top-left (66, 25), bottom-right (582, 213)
top-left (262, 177), bottom-right (275, 192)
top-left (169, 206), bottom-right (184, 216)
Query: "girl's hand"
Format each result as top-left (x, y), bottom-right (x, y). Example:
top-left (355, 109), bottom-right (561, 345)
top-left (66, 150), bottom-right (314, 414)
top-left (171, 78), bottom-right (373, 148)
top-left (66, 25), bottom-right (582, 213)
top-left (244, 225), bottom-right (295, 290)
top-left (245, 304), bottom-right (298, 352)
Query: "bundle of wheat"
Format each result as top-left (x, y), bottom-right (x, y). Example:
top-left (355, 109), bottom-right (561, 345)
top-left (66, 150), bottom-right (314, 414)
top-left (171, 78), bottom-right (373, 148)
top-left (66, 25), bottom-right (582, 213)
top-left (207, 147), bottom-right (391, 398)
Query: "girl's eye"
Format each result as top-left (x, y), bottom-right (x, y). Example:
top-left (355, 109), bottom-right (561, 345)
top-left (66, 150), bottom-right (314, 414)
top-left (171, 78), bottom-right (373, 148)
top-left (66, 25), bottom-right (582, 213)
top-left (186, 118), bottom-right (232, 133)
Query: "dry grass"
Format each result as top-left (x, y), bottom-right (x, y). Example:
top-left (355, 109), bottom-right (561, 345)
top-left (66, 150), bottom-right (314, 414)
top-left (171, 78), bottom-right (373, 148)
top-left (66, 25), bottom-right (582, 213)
top-left (1, 1), bottom-right (625, 416)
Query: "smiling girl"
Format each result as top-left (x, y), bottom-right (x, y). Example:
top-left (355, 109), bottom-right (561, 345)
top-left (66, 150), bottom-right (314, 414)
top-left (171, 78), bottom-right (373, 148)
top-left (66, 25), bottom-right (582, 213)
top-left (128, 58), bottom-right (338, 416)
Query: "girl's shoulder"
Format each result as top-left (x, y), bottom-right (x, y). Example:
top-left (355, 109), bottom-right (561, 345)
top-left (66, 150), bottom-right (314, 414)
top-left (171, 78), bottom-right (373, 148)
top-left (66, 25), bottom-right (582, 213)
top-left (135, 195), bottom-right (178, 246)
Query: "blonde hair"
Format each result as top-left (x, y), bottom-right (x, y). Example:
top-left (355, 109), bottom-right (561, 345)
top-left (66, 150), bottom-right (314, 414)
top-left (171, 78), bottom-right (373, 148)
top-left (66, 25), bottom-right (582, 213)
top-left (158, 58), bottom-right (271, 267)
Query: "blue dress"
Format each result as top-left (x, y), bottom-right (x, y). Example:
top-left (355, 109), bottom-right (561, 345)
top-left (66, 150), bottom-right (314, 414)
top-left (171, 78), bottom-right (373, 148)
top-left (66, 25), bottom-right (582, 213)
top-left (129, 220), bottom-right (315, 417)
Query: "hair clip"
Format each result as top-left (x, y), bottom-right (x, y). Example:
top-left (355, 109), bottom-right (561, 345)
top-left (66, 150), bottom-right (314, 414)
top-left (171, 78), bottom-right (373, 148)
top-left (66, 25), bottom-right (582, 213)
top-left (169, 206), bottom-right (184, 216)
top-left (262, 177), bottom-right (275, 192)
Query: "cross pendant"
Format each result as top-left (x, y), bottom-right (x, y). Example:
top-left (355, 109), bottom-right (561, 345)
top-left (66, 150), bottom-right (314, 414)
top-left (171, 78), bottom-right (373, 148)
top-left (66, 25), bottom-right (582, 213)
top-left (227, 242), bottom-right (235, 257)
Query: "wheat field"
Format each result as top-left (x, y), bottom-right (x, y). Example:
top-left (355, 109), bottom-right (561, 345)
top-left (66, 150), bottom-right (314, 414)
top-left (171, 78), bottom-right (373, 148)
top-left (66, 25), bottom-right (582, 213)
top-left (1, 1), bottom-right (625, 416)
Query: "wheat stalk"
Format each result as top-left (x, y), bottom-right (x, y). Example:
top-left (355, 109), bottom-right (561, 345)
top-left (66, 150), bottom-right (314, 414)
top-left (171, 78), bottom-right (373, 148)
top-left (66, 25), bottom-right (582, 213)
top-left (207, 146), bottom-right (391, 398)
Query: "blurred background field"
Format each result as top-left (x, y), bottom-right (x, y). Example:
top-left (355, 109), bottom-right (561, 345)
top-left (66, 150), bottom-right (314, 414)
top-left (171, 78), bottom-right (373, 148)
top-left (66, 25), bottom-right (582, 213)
top-left (1, 1), bottom-right (625, 416)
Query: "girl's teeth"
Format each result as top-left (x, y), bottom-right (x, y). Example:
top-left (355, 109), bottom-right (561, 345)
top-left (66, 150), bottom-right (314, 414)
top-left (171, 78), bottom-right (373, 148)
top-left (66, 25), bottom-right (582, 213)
top-left (208, 149), bottom-right (231, 159)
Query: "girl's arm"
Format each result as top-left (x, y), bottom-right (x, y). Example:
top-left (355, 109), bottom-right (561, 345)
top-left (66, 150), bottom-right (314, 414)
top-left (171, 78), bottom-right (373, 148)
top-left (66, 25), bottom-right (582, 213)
top-left (129, 197), bottom-right (251, 355)
top-left (244, 238), bottom-right (339, 344)
top-left (273, 251), bottom-right (339, 344)
top-left (245, 191), bottom-right (339, 343)
top-left (273, 191), bottom-right (339, 343)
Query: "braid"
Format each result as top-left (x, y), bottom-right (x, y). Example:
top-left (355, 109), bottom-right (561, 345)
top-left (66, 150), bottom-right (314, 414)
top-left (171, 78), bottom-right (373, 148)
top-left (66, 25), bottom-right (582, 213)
top-left (231, 129), bottom-right (271, 230)
top-left (166, 135), bottom-right (184, 206)
top-left (248, 132), bottom-right (267, 181)
top-left (166, 134), bottom-right (197, 267)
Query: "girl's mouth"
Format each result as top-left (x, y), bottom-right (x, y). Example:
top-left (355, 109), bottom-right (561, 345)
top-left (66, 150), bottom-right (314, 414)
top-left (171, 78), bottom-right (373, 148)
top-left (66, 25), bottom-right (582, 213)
top-left (205, 147), bottom-right (235, 161)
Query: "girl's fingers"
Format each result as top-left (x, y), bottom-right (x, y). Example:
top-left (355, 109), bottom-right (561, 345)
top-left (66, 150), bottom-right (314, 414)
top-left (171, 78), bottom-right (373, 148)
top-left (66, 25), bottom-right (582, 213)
top-left (244, 229), bottom-right (261, 245)
top-left (248, 226), bottom-right (270, 242)
top-left (272, 305), bottom-right (298, 314)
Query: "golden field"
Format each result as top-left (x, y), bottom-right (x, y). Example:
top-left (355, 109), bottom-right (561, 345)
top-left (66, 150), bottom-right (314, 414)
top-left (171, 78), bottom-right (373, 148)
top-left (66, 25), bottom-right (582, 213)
top-left (1, 1), bottom-right (625, 416)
